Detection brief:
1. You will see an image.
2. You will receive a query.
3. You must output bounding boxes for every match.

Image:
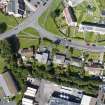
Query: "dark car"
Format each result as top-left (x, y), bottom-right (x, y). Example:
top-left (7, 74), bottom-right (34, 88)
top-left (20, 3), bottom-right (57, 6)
top-left (69, 39), bottom-right (71, 42)
top-left (54, 39), bottom-right (61, 44)
top-left (92, 44), bottom-right (96, 46)
top-left (43, 2), bottom-right (46, 6)
top-left (86, 43), bottom-right (90, 46)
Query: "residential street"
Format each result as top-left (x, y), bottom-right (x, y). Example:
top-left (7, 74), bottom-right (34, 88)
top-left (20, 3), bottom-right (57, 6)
top-left (0, 0), bottom-right (105, 52)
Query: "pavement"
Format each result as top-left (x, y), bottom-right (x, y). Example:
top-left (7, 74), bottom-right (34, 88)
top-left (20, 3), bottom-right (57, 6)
top-left (27, 77), bottom-right (60, 105)
top-left (0, 0), bottom-right (105, 53)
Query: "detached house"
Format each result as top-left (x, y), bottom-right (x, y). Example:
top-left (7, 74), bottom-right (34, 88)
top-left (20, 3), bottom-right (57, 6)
top-left (19, 48), bottom-right (34, 63)
top-left (35, 52), bottom-right (49, 64)
top-left (63, 6), bottom-right (77, 26)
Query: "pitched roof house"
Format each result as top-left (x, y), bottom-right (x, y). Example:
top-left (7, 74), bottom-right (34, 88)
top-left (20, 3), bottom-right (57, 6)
top-left (63, 6), bottom-right (77, 26)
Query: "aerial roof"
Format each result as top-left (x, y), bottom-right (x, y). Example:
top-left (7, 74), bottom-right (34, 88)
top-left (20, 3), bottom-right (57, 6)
top-left (35, 52), bottom-right (49, 64)
top-left (49, 97), bottom-right (80, 105)
top-left (67, 0), bottom-right (84, 7)
top-left (79, 23), bottom-right (105, 34)
top-left (2, 71), bottom-right (17, 96)
top-left (80, 95), bottom-right (92, 105)
top-left (0, 71), bottom-right (17, 97)
top-left (63, 6), bottom-right (77, 26)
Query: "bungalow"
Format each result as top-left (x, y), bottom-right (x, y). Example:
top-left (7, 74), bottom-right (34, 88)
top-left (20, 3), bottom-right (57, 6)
top-left (0, 71), bottom-right (17, 97)
top-left (79, 23), bottom-right (105, 35)
top-left (63, 6), bottom-right (77, 26)
top-left (53, 53), bottom-right (66, 65)
top-left (65, 0), bottom-right (84, 7)
top-left (35, 52), bottom-right (49, 64)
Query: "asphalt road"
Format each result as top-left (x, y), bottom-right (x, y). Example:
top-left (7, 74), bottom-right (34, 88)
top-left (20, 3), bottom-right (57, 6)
top-left (0, 0), bottom-right (105, 53)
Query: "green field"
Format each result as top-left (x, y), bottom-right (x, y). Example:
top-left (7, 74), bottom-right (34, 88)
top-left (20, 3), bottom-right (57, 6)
top-left (38, 0), bottom-right (64, 36)
top-left (19, 27), bottom-right (39, 37)
top-left (0, 12), bottom-right (23, 30)
top-left (19, 38), bottom-right (39, 48)
top-left (18, 27), bottom-right (40, 48)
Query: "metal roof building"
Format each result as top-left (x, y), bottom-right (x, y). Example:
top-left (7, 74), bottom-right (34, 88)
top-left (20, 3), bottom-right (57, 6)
top-left (0, 71), bottom-right (17, 97)
top-left (49, 86), bottom-right (83, 105)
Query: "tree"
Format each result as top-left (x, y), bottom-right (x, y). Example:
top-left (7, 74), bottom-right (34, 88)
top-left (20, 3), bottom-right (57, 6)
top-left (51, 9), bottom-right (61, 18)
top-left (0, 40), bottom-right (12, 59)
top-left (0, 22), bottom-right (7, 33)
top-left (69, 47), bottom-right (73, 55)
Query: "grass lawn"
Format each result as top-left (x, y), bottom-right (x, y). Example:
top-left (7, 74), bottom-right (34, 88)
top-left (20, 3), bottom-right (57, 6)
top-left (74, 0), bottom-right (100, 23)
top-left (96, 0), bottom-right (105, 11)
top-left (0, 56), bottom-right (5, 73)
top-left (85, 32), bottom-right (97, 43)
top-left (72, 49), bottom-right (82, 57)
top-left (19, 38), bottom-right (39, 48)
top-left (15, 92), bottom-right (23, 104)
top-left (38, 0), bottom-right (64, 36)
top-left (19, 27), bottom-right (39, 37)
top-left (98, 41), bottom-right (105, 46)
top-left (0, 12), bottom-right (23, 31)
top-left (74, 1), bottom-right (87, 23)
top-left (88, 52), bottom-right (100, 60)
top-left (18, 27), bottom-right (40, 48)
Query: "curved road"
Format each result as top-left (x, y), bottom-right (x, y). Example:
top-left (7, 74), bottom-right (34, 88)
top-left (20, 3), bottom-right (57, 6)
top-left (0, 0), bottom-right (105, 53)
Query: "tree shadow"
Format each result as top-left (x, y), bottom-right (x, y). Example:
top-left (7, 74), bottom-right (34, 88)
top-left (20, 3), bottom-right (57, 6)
top-left (0, 22), bottom-right (7, 33)
top-left (6, 35), bottom-right (20, 53)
